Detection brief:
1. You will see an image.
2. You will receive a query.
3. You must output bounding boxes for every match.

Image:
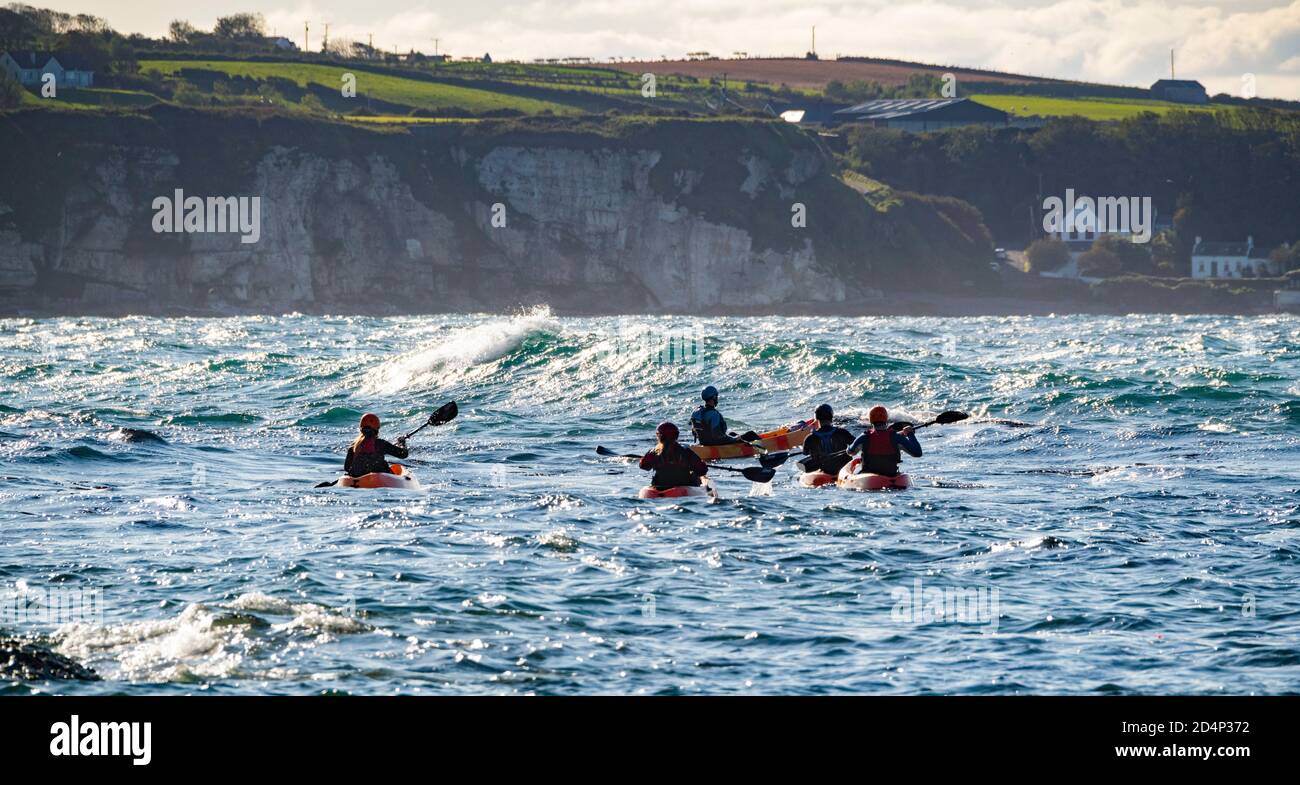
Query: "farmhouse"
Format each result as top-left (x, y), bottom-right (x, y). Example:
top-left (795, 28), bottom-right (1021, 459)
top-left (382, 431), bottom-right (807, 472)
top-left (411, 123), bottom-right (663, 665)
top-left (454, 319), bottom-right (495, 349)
top-left (1149, 79), bottom-right (1207, 104)
top-left (1038, 198), bottom-right (1158, 279)
top-left (832, 98), bottom-right (1008, 131)
top-left (0, 50), bottom-right (95, 88)
top-left (1191, 236), bottom-right (1278, 279)
top-left (764, 100), bottom-right (850, 128)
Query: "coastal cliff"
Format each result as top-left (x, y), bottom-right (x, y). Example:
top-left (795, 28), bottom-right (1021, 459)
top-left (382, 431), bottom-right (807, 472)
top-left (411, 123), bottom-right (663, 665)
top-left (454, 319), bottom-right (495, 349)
top-left (0, 108), bottom-right (994, 315)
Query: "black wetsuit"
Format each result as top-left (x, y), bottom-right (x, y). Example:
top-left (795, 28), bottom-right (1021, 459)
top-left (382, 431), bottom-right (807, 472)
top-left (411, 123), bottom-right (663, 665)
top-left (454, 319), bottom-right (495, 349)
top-left (344, 436), bottom-right (409, 477)
top-left (640, 442), bottom-right (709, 488)
top-left (801, 424), bottom-right (855, 475)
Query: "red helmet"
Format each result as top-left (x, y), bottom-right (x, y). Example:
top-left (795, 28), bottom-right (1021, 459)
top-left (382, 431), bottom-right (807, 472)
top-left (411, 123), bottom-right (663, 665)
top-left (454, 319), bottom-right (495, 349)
top-left (868, 406), bottom-right (888, 424)
top-left (360, 413), bottom-right (381, 431)
top-left (656, 421), bottom-right (680, 441)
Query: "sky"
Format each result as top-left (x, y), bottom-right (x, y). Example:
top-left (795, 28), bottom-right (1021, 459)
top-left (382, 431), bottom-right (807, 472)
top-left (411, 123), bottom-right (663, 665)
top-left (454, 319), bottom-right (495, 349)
top-left (35, 0), bottom-right (1300, 99)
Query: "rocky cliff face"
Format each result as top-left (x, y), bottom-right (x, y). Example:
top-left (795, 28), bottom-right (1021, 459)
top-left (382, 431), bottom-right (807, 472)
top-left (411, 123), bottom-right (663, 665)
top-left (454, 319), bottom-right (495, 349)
top-left (0, 110), bottom-right (988, 315)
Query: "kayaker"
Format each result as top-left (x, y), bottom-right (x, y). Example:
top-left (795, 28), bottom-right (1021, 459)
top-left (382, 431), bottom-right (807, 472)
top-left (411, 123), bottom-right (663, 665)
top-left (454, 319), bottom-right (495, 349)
top-left (640, 421), bottom-right (709, 489)
top-left (690, 385), bottom-right (758, 446)
top-left (344, 413), bottom-right (409, 477)
top-left (847, 406), bottom-right (921, 476)
top-left (800, 404), bottom-right (855, 475)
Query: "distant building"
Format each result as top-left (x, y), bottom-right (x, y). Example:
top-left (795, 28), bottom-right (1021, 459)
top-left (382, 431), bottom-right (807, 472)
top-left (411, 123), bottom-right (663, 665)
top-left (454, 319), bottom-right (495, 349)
top-left (268, 37), bottom-right (298, 52)
top-left (1276, 289), bottom-right (1300, 311)
top-left (1037, 201), bottom-right (1169, 280)
top-left (833, 98), bottom-right (1008, 132)
top-left (1150, 79), bottom-right (1207, 104)
top-left (1191, 236), bottom-right (1278, 279)
top-left (1045, 200), bottom-right (1159, 261)
top-left (765, 100), bottom-right (851, 128)
top-left (0, 50), bottom-right (95, 88)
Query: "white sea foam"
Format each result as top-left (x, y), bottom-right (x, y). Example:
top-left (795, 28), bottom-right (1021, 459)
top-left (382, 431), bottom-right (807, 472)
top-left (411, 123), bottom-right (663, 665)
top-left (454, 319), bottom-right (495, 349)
top-left (50, 593), bottom-right (367, 682)
top-left (363, 306), bottom-right (558, 394)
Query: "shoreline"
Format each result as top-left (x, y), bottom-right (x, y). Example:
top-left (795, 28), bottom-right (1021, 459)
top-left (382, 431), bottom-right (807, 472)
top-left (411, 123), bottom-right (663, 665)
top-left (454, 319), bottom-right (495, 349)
top-left (0, 294), bottom-right (1288, 319)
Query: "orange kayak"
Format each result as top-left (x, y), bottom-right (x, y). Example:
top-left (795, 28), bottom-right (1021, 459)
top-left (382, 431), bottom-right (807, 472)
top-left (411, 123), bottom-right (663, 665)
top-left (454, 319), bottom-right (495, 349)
top-left (336, 464), bottom-right (421, 490)
top-left (836, 458), bottom-right (910, 491)
top-left (690, 419), bottom-right (815, 461)
top-left (637, 478), bottom-right (718, 500)
top-left (798, 470), bottom-right (836, 487)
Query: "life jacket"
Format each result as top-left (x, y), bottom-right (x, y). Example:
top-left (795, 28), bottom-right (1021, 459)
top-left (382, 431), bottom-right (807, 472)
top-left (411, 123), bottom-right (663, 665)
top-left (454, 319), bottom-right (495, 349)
top-left (652, 443), bottom-right (701, 488)
top-left (349, 435), bottom-right (391, 476)
top-left (806, 426), bottom-right (852, 474)
top-left (863, 428), bottom-right (902, 476)
top-left (807, 427), bottom-right (836, 453)
top-left (690, 405), bottom-right (728, 445)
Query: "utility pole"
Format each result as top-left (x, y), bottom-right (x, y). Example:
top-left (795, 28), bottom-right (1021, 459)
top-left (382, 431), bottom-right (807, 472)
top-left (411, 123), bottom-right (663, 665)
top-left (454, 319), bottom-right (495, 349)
top-left (434, 37), bottom-right (440, 57)
top-left (1170, 48), bottom-right (1175, 79)
top-left (304, 21), bottom-right (309, 52)
top-left (322, 22), bottom-right (330, 53)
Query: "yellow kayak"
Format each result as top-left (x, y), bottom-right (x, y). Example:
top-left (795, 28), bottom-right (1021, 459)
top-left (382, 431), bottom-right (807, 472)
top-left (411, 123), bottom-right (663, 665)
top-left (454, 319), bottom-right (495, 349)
top-left (690, 419), bottom-right (816, 461)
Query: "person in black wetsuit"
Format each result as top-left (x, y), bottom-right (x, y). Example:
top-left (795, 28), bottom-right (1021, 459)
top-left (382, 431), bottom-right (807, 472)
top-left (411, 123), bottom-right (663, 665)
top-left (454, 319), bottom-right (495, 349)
top-left (690, 385), bottom-right (758, 446)
top-left (847, 406), bottom-right (921, 476)
top-left (799, 404), bottom-right (855, 475)
top-left (344, 413), bottom-right (409, 477)
top-left (640, 421), bottom-right (709, 489)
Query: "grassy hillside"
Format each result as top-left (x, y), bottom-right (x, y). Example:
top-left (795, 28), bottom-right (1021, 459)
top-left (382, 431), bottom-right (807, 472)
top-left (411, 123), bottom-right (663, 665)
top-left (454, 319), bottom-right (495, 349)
top-left (140, 59), bottom-right (577, 114)
top-left (7, 50), bottom-right (1290, 130)
top-left (601, 57), bottom-right (1044, 89)
top-left (973, 94), bottom-right (1216, 121)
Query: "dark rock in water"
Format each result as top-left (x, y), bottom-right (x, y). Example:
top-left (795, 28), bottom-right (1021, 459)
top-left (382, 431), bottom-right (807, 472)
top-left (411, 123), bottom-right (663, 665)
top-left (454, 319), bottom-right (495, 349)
top-left (0, 638), bottom-right (101, 681)
top-left (110, 427), bottom-right (167, 444)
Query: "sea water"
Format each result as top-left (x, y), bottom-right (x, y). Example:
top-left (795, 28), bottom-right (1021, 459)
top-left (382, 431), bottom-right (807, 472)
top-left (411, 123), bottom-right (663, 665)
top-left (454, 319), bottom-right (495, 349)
top-left (1, 310), bottom-right (1297, 694)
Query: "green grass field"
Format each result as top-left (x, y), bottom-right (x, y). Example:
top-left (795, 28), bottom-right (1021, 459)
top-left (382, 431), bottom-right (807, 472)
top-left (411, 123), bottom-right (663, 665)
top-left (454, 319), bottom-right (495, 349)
top-left (972, 93), bottom-right (1217, 120)
top-left (16, 86), bottom-right (159, 109)
top-left (344, 115), bottom-right (482, 125)
top-left (139, 59), bottom-right (577, 114)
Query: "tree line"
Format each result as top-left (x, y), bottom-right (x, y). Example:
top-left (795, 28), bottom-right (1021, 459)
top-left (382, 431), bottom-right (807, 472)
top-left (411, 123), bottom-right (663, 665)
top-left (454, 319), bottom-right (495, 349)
top-left (843, 110), bottom-right (1300, 276)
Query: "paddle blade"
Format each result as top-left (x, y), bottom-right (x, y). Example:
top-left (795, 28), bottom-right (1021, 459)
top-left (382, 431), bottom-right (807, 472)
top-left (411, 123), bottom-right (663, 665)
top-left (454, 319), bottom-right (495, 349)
top-left (933, 410), bottom-right (969, 425)
top-left (431, 400), bottom-right (458, 425)
top-left (741, 466), bottom-right (777, 483)
top-left (314, 480), bottom-right (338, 488)
top-left (597, 446), bottom-right (642, 460)
top-left (759, 451), bottom-right (789, 469)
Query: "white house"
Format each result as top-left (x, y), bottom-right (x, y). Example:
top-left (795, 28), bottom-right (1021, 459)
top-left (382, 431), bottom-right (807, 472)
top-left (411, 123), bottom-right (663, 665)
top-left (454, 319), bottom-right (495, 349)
top-left (1039, 199), bottom-right (1139, 278)
top-left (1190, 236), bottom-right (1279, 279)
top-left (0, 50), bottom-right (95, 88)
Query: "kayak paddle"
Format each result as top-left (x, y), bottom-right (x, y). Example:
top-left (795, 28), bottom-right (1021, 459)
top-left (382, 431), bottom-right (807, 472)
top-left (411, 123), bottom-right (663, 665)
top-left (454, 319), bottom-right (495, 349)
top-left (889, 410), bottom-right (969, 432)
top-left (595, 446), bottom-right (776, 483)
top-left (596, 446), bottom-right (640, 459)
top-left (316, 401), bottom-right (459, 487)
top-left (404, 400), bottom-right (459, 439)
top-left (707, 463), bottom-right (777, 483)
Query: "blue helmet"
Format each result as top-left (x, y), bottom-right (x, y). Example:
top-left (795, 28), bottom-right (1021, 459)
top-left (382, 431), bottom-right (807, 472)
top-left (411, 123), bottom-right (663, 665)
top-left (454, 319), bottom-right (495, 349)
top-left (701, 385), bottom-right (719, 401)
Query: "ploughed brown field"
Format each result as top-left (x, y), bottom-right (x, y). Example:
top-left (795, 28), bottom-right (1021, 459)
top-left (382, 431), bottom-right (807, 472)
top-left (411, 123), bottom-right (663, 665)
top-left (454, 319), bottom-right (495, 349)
top-left (598, 57), bottom-right (1050, 89)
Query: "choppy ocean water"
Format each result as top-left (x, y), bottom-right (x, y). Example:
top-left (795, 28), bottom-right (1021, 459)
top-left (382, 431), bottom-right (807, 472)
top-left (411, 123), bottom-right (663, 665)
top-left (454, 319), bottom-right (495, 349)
top-left (1, 310), bottom-right (1297, 694)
